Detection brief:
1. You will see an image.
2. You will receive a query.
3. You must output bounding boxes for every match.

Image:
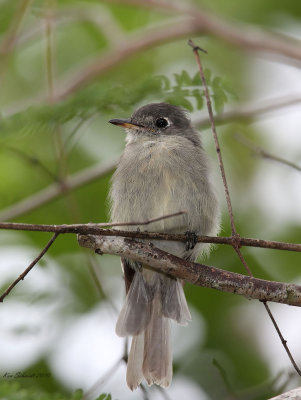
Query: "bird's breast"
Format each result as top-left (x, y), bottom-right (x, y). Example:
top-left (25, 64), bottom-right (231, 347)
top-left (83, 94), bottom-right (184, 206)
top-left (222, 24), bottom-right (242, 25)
top-left (111, 139), bottom-right (191, 232)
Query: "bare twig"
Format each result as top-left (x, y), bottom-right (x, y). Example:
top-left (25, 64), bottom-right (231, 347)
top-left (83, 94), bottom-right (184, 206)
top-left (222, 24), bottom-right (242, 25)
top-left (189, 39), bottom-right (301, 377)
top-left (14, 5), bottom-right (126, 50)
top-left (0, 0), bottom-right (31, 74)
top-left (264, 302), bottom-right (301, 376)
top-left (155, 386), bottom-right (172, 400)
top-left (45, 2), bottom-right (54, 101)
top-left (235, 133), bottom-right (301, 172)
top-left (212, 358), bottom-right (235, 396)
top-left (49, 8), bottom-right (301, 103)
top-left (105, 0), bottom-right (301, 63)
top-left (0, 233), bottom-right (59, 302)
top-left (140, 384), bottom-right (150, 400)
top-left (1, 145), bottom-right (58, 181)
top-left (195, 94), bottom-right (301, 128)
top-left (188, 39), bottom-right (237, 236)
top-left (78, 235), bottom-right (301, 307)
top-left (83, 337), bottom-right (128, 400)
top-left (0, 222), bottom-right (300, 252)
top-left (83, 358), bottom-right (122, 400)
top-left (263, 302), bottom-right (301, 375)
top-left (0, 157), bottom-right (118, 222)
top-left (103, 210), bottom-right (187, 228)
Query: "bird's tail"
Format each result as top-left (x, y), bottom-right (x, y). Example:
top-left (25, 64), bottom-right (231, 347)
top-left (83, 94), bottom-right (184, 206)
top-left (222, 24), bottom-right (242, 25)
top-left (115, 268), bottom-right (191, 390)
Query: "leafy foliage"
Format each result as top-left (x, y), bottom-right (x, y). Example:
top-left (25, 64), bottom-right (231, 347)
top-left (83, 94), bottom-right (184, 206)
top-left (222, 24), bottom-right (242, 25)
top-left (163, 69), bottom-right (236, 113)
top-left (0, 70), bottom-right (235, 142)
top-left (0, 382), bottom-right (110, 400)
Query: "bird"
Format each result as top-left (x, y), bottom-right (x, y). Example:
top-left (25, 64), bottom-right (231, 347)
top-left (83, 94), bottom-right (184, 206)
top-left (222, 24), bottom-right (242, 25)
top-left (108, 102), bottom-right (220, 390)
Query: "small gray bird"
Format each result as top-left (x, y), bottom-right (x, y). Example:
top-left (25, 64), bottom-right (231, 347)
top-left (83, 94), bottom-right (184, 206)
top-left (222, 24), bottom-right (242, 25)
top-left (109, 103), bottom-right (219, 390)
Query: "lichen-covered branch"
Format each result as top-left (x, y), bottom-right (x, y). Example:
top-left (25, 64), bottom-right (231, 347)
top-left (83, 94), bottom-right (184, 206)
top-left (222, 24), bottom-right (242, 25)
top-left (269, 387), bottom-right (301, 400)
top-left (78, 234), bottom-right (301, 307)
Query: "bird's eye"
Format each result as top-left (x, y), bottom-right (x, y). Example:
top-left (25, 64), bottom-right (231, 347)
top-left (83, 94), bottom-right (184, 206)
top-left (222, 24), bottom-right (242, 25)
top-left (155, 118), bottom-right (169, 128)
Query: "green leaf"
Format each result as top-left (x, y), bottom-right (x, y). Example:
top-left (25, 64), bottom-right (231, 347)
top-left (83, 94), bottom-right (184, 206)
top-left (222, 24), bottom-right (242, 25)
top-left (71, 389), bottom-right (84, 400)
top-left (212, 76), bottom-right (222, 88)
top-left (222, 80), bottom-right (238, 99)
top-left (96, 394), bottom-right (112, 400)
top-left (212, 88), bottom-right (227, 114)
top-left (192, 89), bottom-right (204, 110)
top-left (156, 75), bottom-right (170, 90)
top-left (165, 92), bottom-right (194, 111)
top-left (173, 72), bottom-right (182, 86)
top-left (192, 71), bottom-right (202, 85)
top-left (180, 70), bottom-right (192, 85)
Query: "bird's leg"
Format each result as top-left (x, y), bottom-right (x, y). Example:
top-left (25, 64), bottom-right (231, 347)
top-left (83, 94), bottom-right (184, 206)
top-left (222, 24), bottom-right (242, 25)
top-left (185, 231), bottom-right (198, 251)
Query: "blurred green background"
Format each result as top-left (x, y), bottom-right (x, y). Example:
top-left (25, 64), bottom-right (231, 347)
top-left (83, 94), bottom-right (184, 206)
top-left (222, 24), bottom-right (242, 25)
top-left (0, 1), bottom-right (300, 399)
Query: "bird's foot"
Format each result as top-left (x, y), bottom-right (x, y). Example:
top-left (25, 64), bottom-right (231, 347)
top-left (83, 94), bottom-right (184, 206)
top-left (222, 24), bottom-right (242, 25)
top-left (185, 231), bottom-right (198, 251)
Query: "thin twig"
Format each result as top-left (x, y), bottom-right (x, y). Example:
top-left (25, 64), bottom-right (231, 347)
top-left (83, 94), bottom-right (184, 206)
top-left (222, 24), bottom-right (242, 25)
top-left (83, 358), bottom-right (122, 400)
top-left (86, 254), bottom-right (107, 300)
top-left (86, 253), bottom-right (121, 314)
top-left (188, 39), bottom-right (236, 236)
top-left (140, 384), bottom-right (150, 400)
top-left (0, 222), bottom-right (300, 252)
top-left (0, 157), bottom-right (118, 222)
top-left (156, 386), bottom-right (172, 400)
top-left (64, 114), bottom-right (94, 151)
top-left (233, 245), bottom-right (253, 277)
top-left (195, 94), bottom-right (301, 128)
top-left (15, 6), bottom-right (126, 49)
top-left (212, 358), bottom-right (235, 396)
top-left (0, 0), bottom-right (31, 75)
top-left (106, 210), bottom-right (187, 227)
top-left (1, 145), bottom-right (58, 181)
top-left (234, 133), bottom-right (301, 172)
top-left (0, 232), bottom-right (59, 302)
top-left (83, 336), bottom-right (128, 400)
top-left (45, 2), bottom-right (54, 101)
top-left (263, 302), bottom-right (301, 376)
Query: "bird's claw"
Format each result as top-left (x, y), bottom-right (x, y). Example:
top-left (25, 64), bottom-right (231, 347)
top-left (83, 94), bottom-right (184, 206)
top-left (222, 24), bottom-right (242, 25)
top-left (185, 231), bottom-right (198, 251)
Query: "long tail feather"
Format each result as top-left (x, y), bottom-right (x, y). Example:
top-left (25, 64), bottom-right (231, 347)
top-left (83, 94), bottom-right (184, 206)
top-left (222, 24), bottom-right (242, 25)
top-left (117, 269), bottom-right (191, 389)
top-left (161, 276), bottom-right (192, 325)
top-left (127, 333), bottom-right (144, 390)
top-left (143, 293), bottom-right (172, 387)
top-left (116, 269), bottom-right (152, 336)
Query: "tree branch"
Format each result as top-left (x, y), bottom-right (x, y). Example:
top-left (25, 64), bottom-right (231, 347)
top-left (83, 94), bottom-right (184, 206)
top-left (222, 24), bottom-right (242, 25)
top-left (234, 133), bottom-right (301, 172)
top-left (0, 157), bottom-right (118, 222)
top-left (106, 0), bottom-right (301, 62)
top-left (49, 4), bottom-right (301, 103)
top-left (0, 222), bottom-right (300, 252)
top-left (195, 94), bottom-right (301, 128)
top-left (77, 234), bottom-right (301, 307)
top-left (269, 387), bottom-right (301, 400)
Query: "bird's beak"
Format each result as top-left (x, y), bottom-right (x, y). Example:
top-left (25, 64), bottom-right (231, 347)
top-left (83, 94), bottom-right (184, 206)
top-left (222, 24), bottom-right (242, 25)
top-left (109, 119), bottom-right (144, 129)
